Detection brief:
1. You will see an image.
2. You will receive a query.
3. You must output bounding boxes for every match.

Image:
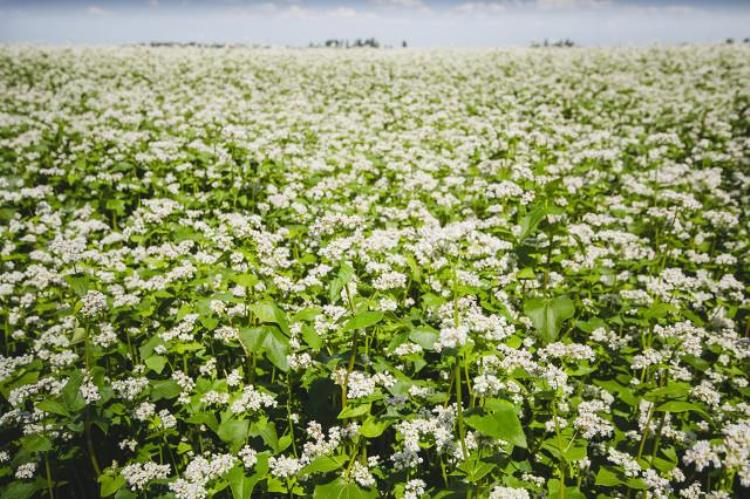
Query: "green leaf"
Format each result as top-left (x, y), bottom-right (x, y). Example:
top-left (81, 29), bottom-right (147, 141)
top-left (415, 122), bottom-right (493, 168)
top-left (293, 306), bottom-right (321, 322)
top-left (655, 401), bottom-right (710, 420)
top-left (517, 267), bottom-right (536, 279)
top-left (408, 326), bottom-right (438, 350)
top-left (262, 329), bottom-right (290, 372)
top-left (250, 302), bottom-right (289, 335)
top-left (342, 311), bottom-right (383, 333)
top-left (70, 327), bottom-right (88, 345)
top-left (114, 488), bottom-right (138, 499)
top-left (313, 478), bottom-right (377, 499)
top-left (65, 275), bottom-right (91, 297)
top-left (37, 399), bottom-right (69, 416)
top-left (595, 466), bottom-right (623, 486)
top-left (200, 315), bottom-right (219, 331)
top-left (232, 273), bottom-right (259, 288)
top-left (644, 382), bottom-right (691, 402)
top-left (625, 477), bottom-right (648, 490)
top-left (643, 301), bottom-right (678, 320)
top-left (458, 459), bottom-right (495, 483)
top-left (360, 417), bottom-right (390, 438)
top-left (99, 474), bottom-right (126, 497)
top-left (217, 419), bottom-right (249, 450)
top-left (302, 324), bottom-right (323, 350)
top-left (249, 417), bottom-right (279, 453)
top-left (238, 326), bottom-right (265, 352)
top-left (2, 480), bottom-right (44, 499)
top-left (20, 434), bottom-right (52, 453)
top-left (150, 380), bottom-right (181, 401)
top-left (62, 371), bottom-right (86, 412)
top-left (465, 400), bottom-right (527, 448)
top-left (329, 263), bottom-right (355, 303)
top-left (227, 466), bottom-right (261, 499)
top-left (337, 403), bottom-right (370, 419)
top-left (105, 199), bottom-right (126, 215)
top-left (138, 334), bottom-right (163, 360)
top-left (239, 326), bottom-right (290, 372)
top-left (518, 206), bottom-right (547, 240)
top-left (278, 432), bottom-right (293, 453)
top-left (547, 480), bottom-right (586, 499)
top-left (300, 454), bottom-right (348, 475)
top-left (173, 342), bottom-right (204, 354)
top-left (187, 412), bottom-right (219, 433)
top-left (523, 295), bottom-right (575, 344)
top-left (144, 355), bottom-right (167, 374)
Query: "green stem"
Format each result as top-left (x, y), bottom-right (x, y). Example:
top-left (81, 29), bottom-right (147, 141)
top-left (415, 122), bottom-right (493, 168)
top-left (85, 417), bottom-right (101, 477)
top-left (45, 454), bottom-right (54, 499)
top-left (439, 455), bottom-right (449, 487)
top-left (342, 284), bottom-right (358, 410)
top-left (4, 315), bottom-right (10, 355)
top-left (342, 332), bottom-right (358, 409)
top-left (637, 404), bottom-right (654, 460)
top-left (464, 354), bottom-right (474, 406)
top-left (455, 359), bottom-right (468, 460)
top-left (286, 375), bottom-right (298, 457)
top-left (444, 364), bottom-right (455, 407)
top-left (552, 400), bottom-right (565, 499)
top-left (451, 259), bottom-right (468, 460)
top-left (163, 434), bottom-right (178, 470)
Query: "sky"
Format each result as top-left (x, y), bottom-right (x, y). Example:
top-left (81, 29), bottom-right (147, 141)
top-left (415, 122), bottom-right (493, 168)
top-left (0, 1), bottom-right (749, 47)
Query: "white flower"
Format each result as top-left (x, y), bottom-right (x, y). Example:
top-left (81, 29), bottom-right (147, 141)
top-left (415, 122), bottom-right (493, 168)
top-left (230, 385), bottom-right (277, 414)
top-left (121, 462), bottom-right (171, 491)
top-left (268, 455), bottom-right (302, 479)
top-left (184, 453), bottom-right (237, 485)
top-left (158, 409), bottom-right (177, 429)
top-left (15, 462), bottom-right (37, 480)
top-left (213, 326), bottom-right (239, 343)
top-left (112, 376), bottom-right (149, 401)
top-left (404, 479), bottom-right (426, 499)
top-left (350, 461), bottom-right (376, 487)
top-left (80, 376), bottom-right (101, 404)
top-left (80, 290), bottom-right (108, 317)
top-left (372, 271), bottom-right (407, 290)
top-left (489, 485), bottom-right (530, 499)
top-left (169, 479), bottom-right (206, 499)
top-left (435, 325), bottom-right (468, 351)
top-left (239, 445), bottom-right (257, 469)
top-left (134, 402), bottom-right (156, 421)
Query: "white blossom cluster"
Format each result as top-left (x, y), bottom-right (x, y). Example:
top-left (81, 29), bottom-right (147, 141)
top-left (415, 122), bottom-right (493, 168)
top-left (121, 462), bottom-right (171, 491)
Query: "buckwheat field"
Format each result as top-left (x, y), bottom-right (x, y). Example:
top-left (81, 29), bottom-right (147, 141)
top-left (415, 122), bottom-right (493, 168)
top-left (0, 45), bottom-right (749, 499)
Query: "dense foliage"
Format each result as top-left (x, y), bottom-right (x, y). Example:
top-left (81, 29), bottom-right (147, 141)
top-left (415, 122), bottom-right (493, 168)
top-left (0, 45), bottom-right (749, 499)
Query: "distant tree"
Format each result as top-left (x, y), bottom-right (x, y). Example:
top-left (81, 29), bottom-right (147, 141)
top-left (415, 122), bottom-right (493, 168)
top-left (308, 38), bottom-right (383, 49)
top-left (531, 38), bottom-right (575, 48)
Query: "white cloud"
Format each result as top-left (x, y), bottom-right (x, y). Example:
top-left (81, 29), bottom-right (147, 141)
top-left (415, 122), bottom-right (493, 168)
top-left (454, 2), bottom-right (509, 16)
top-left (280, 5), bottom-right (315, 18)
top-left (536, 0), bottom-right (611, 9)
top-left (86, 5), bottom-right (107, 15)
top-left (627, 4), bottom-right (698, 15)
top-left (371, 0), bottom-right (424, 7)
top-left (327, 7), bottom-right (359, 18)
top-left (368, 0), bottom-right (432, 13)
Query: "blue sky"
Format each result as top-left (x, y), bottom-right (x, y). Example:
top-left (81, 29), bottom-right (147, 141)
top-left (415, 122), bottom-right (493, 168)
top-left (1, 1), bottom-right (748, 46)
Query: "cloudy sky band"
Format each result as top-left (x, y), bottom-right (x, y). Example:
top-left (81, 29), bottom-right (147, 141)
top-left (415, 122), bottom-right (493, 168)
top-left (1, 0), bottom-right (748, 46)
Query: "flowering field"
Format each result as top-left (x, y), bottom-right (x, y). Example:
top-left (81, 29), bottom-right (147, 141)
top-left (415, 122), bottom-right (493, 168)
top-left (0, 45), bottom-right (749, 499)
